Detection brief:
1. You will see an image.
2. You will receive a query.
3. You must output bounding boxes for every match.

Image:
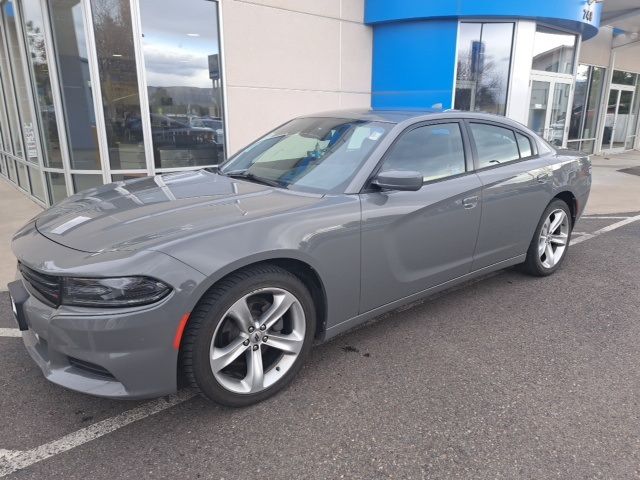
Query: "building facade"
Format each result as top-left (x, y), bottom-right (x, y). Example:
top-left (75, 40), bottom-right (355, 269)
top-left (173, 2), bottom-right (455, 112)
top-left (0, 0), bottom-right (638, 207)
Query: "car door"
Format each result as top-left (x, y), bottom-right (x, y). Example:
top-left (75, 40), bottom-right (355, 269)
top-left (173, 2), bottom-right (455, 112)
top-left (466, 121), bottom-right (553, 271)
top-left (359, 121), bottom-right (483, 313)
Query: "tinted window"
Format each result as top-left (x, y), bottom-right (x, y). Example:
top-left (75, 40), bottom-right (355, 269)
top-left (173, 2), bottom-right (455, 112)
top-left (532, 26), bottom-right (576, 74)
top-left (382, 123), bottom-right (466, 182)
top-left (469, 123), bottom-right (519, 168)
top-left (515, 132), bottom-right (533, 158)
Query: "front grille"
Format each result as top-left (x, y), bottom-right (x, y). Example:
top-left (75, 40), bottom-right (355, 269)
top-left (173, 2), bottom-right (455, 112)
top-left (18, 262), bottom-right (61, 307)
top-left (68, 357), bottom-right (115, 379)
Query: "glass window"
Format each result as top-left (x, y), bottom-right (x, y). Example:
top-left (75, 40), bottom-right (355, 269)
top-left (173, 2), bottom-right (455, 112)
top-left (15, 161), bottom-right (29, 189)
top-left (111, 173), bottom-right (147, 181)
top-left (612, 70), bottom-right (637, 86)
top-left (4, 1), bottom-right (39, 163)
top-left (21, 0), bottom-right (64, 168)
top-left (90, 0), bottom-right (146, 170)
top-left (0, 5), bottom-right (24, 157)
top-left (569, 65), bottom-right (604, 144)
top-left (381, 123), bottom-right (466, 181)
top-left (140, 0), bottom-right (225, 169)
top-left (72, 173), bottom-right (103, 193)
top-left (27, 165), bottom-right (44, 200)
top-left (220, 117), bottom-right (392, 194)
top-left (515, 132), bottom-right (533, 158)
top-left (454, 22), bottom-right (514, 115)
top-left (49, 0), bottom-right (101, 170)
top-left (469, 123), bottom-right (520, 168)
top-left (532, 26), bottom-right (576, 74)
top-left (45, 171), bottom-right (67, 203)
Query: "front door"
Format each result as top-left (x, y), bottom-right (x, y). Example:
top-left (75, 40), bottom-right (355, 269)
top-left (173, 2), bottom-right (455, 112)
top-left (528, 75), bottom-right (573, 147)
top-left (359, 121), bottom-right (482, 313)
top-left (602, 85), bottom-right (636, 153)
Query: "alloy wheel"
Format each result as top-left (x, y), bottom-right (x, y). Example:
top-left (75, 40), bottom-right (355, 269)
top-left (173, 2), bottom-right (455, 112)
top-left (538, 208), bottom-right (569, 269)
top-left (209, 287), bottom-right (306, 394)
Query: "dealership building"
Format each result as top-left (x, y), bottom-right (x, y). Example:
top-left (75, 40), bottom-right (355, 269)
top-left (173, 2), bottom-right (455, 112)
top-left (0, 0), bottom-right (638, 206)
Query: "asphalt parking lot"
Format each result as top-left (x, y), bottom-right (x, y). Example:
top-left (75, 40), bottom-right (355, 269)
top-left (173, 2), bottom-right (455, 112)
top-left (1, 213), bottom-right (639, 479)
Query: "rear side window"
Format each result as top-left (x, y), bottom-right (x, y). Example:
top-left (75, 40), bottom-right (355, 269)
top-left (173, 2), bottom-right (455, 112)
top-left (516, 132), bottom-right (533, 158)
top-left (382, 123), bottom-right (466, 182)
top-left (469, 123), bottom-right (520, 168)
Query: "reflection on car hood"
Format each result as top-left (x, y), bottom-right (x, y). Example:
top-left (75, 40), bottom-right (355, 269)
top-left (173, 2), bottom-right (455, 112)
top-left (34, 170), bottom-right (321, 253)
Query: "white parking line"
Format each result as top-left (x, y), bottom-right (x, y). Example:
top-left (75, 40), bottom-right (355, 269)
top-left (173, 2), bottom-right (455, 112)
top-left (571, 214), bottom-right (640, 246)
top-left (581, 216), bottom-right (631, 220)
top-left (0, 328), bottom-right (21, 338)
top-left (1, 213), bottom-right (640, 477)
top-left (0, 389), bottom-right (195, 477)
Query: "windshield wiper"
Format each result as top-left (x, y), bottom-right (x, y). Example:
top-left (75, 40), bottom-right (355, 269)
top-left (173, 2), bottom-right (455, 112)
top-left (222, 170), bottom-right (284, 188)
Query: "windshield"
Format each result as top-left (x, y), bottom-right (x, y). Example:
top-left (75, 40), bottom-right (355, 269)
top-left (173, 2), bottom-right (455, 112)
top-left (219, 117), bottom-right (392, 194)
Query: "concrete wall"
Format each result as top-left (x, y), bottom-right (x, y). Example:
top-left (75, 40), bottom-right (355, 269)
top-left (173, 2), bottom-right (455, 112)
top-left (220, 0), bottom-right (372, 154)
top-left (579, 27), bottom-right (613, 67)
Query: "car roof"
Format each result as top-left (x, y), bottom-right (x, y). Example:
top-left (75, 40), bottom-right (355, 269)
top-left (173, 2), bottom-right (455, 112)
top-left (303, 108), bottom-right (532, 131)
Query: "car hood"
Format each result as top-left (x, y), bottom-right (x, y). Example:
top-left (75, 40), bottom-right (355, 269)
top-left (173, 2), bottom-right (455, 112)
top-left (34, 170), bottom-right (321, 253)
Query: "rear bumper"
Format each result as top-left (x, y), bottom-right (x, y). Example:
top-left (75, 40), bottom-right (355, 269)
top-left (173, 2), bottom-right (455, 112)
top-left (10, 224), bottom-right (206, 399)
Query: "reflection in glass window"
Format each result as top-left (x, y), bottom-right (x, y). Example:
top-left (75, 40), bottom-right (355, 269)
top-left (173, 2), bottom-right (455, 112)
top-left (72, 173), bottom-right (103, 193)
top-left (21, 0), bottom-right (64, 168)
top-left (28, 165), bottom-right (45, 200)
top-left (49, 0), bottom-right (101, 170)
top-left (469, 123), bottom-right (520, 168)
top-left (454, 22), bottom-right (514, 115)
top-left (515, 132), bottom-right (533, 158)
top-left (140, 0), bottom-right (225, 169)
top-left (382, 123), bottom-right (466, 181)
top-left (568, 65), bottom-right (604, 153)
top-left (5, 1), bottom-right (41, 164)
top-left (221, 117), bottom-right (391, 194)
top-left (91, 0), bottom-right (146, 170)
top-left (45, 171), bottom-right (67, 204)
top-left (0, 3), bottom-right (24, 158)
top-left (532, 26), bottom-right (576, 74)
top-left (612, 70), bottom-right (637, 86)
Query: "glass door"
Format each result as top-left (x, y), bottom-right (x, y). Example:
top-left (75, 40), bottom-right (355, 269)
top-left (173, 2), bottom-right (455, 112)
top-left (528, 75), bottom-right (573, 147)
top-left (603, 85), bottom-right (636, 153)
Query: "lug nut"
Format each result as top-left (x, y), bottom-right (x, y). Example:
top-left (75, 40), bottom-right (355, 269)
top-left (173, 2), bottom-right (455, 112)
top-left (262, 336), bottom-right (268, 342)
top-left (243, 339), bottom-right (250, 346)
top-left (248, 326), bottom-right (255, 333)
top-left (259, 324), bottom-right (266, 331)
top-left (252, 345), bottom-right (259, 351)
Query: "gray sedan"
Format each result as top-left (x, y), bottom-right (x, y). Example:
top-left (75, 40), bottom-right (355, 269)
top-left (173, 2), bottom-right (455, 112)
top-left (9, 110), bottom-right (591, 407)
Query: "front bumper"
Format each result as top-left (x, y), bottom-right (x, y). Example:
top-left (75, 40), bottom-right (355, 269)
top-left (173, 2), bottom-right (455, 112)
top-left (10, 222), bottom-right (205, 399)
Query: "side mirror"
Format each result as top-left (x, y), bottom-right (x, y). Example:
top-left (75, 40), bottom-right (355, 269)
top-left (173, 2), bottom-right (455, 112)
top-left (371, 170), bottom-right (423, 192)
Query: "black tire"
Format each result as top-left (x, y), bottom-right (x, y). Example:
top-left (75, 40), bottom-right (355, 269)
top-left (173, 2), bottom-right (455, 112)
top-left (180, 264), bottom-right (316, 407)
top-left (521, 199), bottom-right (572, 277)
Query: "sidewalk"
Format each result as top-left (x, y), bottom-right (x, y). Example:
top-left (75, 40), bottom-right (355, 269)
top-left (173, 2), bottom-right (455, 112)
top-left (0, 178), bottom-right (42, 289)
top-left (586, 150), bottom-right (640, 215)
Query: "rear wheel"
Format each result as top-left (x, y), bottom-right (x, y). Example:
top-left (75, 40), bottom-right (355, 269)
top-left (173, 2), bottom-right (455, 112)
top-left (181, 265), bottom-right (315, 407)
top-left (521, 199), bottom-right (572, 276)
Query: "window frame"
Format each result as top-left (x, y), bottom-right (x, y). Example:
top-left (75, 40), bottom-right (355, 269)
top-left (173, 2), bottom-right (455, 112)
top-left (362, 119), bottom-right (475, 193)
top-left (463, 119), bottom-right (539, 172)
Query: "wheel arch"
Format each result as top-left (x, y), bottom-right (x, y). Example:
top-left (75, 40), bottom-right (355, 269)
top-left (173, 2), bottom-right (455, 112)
top-left (553, 190), bottom-right (578, 227)
top-left (185, 252), bottom-right (329, 339)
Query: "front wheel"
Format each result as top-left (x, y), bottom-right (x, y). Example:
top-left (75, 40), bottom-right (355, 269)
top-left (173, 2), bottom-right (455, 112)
top-left (521, 199), bottom-right (572, 277)
top-left (180, 265), bottom-right (316, 407)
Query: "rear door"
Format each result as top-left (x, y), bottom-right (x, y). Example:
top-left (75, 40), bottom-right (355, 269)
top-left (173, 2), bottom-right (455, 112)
top-left (466, 121), bottom-right (553, 270)
top-left (359, 121), bottom-right (483, 313)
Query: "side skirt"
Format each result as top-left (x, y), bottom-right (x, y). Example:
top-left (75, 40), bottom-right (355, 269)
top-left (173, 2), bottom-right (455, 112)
top-left (320, 254), bottom-right (526, 342)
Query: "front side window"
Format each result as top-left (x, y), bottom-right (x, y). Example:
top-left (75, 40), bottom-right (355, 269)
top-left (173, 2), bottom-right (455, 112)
top-left (532, 26), bottom-right (576, 75)
top-left (220, 117), bottom-right (392, 194)
top-left (454, 22), bottom-right (515, 115)
top-left (469, 123), bottom-right (520, 168)
top-left (381, 123), bottom-right (466, 182)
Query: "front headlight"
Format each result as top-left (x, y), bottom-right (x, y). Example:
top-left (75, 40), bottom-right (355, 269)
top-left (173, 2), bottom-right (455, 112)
top-left (62, 276), bottom-right (171, 307)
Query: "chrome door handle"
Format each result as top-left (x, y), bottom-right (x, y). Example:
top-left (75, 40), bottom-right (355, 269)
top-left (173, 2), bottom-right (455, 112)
top-left (462, 196), bottom-right (479, 209)
top-left (536, 173), bottom-right (548, 183)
